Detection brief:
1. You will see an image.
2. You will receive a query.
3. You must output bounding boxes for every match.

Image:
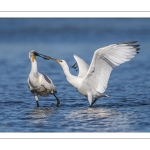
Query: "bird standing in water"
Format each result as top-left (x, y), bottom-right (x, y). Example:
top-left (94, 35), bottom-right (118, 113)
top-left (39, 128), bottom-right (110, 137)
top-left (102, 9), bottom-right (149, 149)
top-left (45, 41), bottom-right (140, 107)
top-left (27, 50), bottom-right (60, 107)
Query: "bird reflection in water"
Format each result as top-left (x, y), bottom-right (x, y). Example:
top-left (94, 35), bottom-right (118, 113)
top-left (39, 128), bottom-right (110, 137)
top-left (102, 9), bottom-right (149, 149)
top-left (29, 107), bottom-right (57, 124)
top-left (65, 107), bottom-right (130, 131)
top-left (67, 107), bottom-right (118, 120)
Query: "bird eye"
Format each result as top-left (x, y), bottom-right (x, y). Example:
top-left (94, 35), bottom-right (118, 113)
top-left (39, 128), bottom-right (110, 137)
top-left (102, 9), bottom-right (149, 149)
top-left (60, 60), bottom-right (63, 62)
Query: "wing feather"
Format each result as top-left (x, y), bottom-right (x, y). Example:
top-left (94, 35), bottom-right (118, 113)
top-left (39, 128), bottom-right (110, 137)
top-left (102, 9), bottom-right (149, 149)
top-left (83, 41), bottom-right (140, 94)
top-left (73, 55), bottom-right (89, 78)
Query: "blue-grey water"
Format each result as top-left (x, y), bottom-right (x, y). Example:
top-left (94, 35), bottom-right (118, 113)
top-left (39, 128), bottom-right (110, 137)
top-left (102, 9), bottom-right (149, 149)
top-left (0, 18), bottom-right (150, 132)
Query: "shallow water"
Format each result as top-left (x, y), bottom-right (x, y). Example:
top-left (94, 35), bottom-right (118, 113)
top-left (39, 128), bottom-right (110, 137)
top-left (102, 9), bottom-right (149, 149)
top-left (0, 18), bottom-right (150, 132)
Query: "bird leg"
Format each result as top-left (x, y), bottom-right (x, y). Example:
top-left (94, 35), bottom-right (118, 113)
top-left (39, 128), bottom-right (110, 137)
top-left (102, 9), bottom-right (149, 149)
top-left (53, 94), bottom-right (60, 107)
top-left (36, 101), bottom-right (39, 107)
top-left (34, 94), bottom-right (39, 107)
top-left (90, 99), bottom-right (98, 107)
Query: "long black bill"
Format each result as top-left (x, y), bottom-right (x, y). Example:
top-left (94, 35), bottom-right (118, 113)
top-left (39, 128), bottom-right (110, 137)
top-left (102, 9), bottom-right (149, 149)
top-left (44, 56), bottom-right (61, 65)
top-left (34, 52), bottom-right (59, 62)
top-left (34, 52), bottom-right (51, 60)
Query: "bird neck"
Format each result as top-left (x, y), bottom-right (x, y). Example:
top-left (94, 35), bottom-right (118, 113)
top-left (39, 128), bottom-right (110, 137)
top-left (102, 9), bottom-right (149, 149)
top-left (61, 63), bottom-right (78, 87)
top-left (30, 59), bottom-right (38, 77)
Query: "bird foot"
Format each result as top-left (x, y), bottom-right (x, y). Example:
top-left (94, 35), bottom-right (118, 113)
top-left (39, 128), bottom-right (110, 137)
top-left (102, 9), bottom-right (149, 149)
top-left (90, 99), bottom-right (97, 107)
top-left (56, 100), bottom-right (61, 107)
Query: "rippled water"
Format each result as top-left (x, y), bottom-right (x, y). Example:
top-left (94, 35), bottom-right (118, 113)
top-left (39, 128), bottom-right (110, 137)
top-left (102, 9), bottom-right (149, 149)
top-left (0, 18), bottom-right (150, 132)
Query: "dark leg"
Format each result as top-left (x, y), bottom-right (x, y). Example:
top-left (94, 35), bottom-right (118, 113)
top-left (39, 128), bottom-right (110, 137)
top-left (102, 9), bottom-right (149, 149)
top-left (36, 101), bottom-right (39, 107)
top-left (53, 94), bottom-right (60, 107)
top-left (34, 94), bottom-right (39, 107)
top-left (90, 99), bottom-right (97, 107)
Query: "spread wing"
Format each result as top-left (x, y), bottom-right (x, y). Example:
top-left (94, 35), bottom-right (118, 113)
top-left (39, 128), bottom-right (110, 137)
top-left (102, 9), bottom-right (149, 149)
top-left (72, 55), bottom-right (89, 78)
top-left (83, 41), bottom-right (140, 94)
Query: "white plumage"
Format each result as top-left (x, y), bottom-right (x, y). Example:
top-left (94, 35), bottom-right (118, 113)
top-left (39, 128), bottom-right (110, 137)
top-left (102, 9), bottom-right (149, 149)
top-left (27, 50), bottom-right (60, 107)
top-left (49, 41), bottom-right (140, 107)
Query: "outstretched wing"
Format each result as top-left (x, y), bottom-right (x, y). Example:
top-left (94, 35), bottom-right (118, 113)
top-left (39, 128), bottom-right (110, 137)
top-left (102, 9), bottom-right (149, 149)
top-left (83, 41), bottom-right (140, 94)
top-left (72, 55), bottom-right (89, 78)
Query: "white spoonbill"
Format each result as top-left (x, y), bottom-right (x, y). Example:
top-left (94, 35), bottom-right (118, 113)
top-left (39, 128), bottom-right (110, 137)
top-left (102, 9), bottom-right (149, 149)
top-left (48, 41), bottom-right (140, 107)
top-left (27, 50), bottom-right (60, 107)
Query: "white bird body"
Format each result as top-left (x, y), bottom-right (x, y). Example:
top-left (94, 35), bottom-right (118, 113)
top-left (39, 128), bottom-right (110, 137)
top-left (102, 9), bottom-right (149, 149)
top-left (58, 60), bottom-right (104, 103)
top-left (49, 41), bottom-right (140, 107)
top-left (28, 50), bottom-right (60, 107)
top-left (28, 72), bottom-right (56, 97)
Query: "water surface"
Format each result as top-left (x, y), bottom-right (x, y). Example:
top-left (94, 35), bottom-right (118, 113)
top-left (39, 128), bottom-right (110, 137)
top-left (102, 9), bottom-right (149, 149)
top-left (0, 18), bottom-right (150, 132)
